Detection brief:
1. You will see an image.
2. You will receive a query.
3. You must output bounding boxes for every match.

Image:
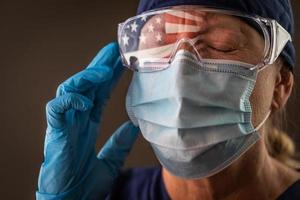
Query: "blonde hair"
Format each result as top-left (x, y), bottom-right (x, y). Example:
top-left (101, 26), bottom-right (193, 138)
top-left (265, 110), bottom-right (300, 169)
top-left (265, 62), bottom-right (300, 169)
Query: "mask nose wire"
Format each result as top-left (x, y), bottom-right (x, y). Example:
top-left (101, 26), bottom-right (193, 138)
top-left (169, 36), bottom-right (203, 63)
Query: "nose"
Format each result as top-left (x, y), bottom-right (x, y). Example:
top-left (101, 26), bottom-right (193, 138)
top-left (170, 38), bottom-right (202, 62)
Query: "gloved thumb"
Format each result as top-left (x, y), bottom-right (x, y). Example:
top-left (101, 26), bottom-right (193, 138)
top-left (97, 121), bottom-right (140, 178)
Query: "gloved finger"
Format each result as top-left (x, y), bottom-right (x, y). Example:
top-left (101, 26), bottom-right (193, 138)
top-left (56, 42), bottom-right (122, 105)
top-left (56, 66), bottom-right (113, 97)
top-left (86, 42), bottom-right (121, 70)
top-left (88, 42), bottom-right (124, 105)
top-left (97, 121), bottom-right (140, 178)
top-left (87, 42), bottom-right (125, 122)
top-left (89, 57), bottom-right (124, 122)
top-left (87, 42), bottom-right (124, 102)
top-left (46, 93), bottom-right (93, 129)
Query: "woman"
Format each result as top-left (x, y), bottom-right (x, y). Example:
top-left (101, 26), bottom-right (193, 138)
top-left (36, 0), bottom-right (300, 199)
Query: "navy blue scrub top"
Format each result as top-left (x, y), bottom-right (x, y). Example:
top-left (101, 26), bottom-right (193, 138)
top-left (106, 166), bottom-right (300, 200)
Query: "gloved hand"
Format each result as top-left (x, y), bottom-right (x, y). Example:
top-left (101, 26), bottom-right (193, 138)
top-left (36, 43), bottom-right (139, 200)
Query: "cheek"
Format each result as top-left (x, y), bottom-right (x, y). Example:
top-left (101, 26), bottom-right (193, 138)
top-left (249, 68), bottom-right (275, 127)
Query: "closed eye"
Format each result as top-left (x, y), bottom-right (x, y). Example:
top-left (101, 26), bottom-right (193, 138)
top-left (207, 45), bottom-right (238, 53)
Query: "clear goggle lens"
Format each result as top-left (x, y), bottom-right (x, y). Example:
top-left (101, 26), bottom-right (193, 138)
top-left (118, 6), bottom-right (291, 72)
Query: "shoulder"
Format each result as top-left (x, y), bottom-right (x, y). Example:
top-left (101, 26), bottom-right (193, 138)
top-left (106, 166), bottom-right (170, 200)
top-left (277, 179), bottom-right (300, 200)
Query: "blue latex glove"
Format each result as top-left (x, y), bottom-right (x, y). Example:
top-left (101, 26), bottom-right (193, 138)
top-left (36, 43), bottom-right (140, 200)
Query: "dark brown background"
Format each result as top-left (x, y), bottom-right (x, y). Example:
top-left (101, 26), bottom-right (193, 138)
top-left (1, 1), bottom-right (299, 199)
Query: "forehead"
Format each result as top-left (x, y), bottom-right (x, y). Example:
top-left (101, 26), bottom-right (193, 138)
top-left (141, 9), bottom-right (256, 35)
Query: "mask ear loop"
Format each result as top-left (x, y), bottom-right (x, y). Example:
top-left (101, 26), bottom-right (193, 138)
top-left (254, 110), bottom-right (271, 132)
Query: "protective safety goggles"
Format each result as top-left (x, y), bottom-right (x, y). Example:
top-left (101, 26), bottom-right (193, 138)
top-left (118, 6), bottom-right (291, 72)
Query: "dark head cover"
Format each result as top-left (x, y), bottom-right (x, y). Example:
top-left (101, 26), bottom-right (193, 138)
top-left (137, 0), bottom-right (295, 69)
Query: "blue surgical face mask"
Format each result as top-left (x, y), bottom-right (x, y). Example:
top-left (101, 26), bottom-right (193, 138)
top-left (125, 50), bottom-right (271, 179)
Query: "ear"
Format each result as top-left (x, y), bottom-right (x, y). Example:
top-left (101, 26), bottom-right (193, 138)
top-left (271, 66), bottom-right (294, 110)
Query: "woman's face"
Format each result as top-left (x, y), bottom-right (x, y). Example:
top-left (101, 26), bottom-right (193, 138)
top-left (139, 9), bottom-right (277, 128)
